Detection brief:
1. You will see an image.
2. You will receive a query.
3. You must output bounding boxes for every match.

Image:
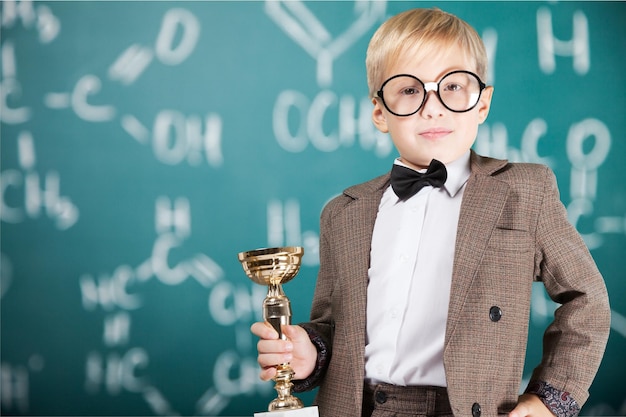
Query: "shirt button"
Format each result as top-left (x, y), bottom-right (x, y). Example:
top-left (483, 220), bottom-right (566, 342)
top-left (399, 254), bottom-right (408, 262)
top-left (390, 309), bottom-right (398, 319)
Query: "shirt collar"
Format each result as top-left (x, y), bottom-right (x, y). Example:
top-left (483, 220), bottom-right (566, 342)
top-left (393, 150), bottom-right (471, 198)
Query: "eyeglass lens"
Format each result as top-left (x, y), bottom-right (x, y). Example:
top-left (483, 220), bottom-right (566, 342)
top-left (380, 71), bottom-right (483, 115)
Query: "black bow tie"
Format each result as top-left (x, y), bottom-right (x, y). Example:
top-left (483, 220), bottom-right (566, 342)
top-left (390, 159), bottom-right (447, 201)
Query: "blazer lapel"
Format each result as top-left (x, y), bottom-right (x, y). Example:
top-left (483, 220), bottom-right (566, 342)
top-left (445, 153), bottom-right (510, 344)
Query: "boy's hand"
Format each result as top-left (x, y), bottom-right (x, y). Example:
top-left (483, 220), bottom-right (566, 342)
top-left (250, 322), bottom-right (317, 382)
top-left (509, 394), bottom-right (555, 417)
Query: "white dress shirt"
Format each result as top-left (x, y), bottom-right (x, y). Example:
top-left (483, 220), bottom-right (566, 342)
top-left (365, 151), bottom-right (471, 387)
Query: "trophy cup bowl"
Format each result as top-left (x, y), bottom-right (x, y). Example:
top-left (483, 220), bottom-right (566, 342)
top-left (238, 246), bottom-right (305, 412)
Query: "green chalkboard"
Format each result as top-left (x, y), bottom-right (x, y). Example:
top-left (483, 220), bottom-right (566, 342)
top-left (1, 1), bottom-right (624, 416)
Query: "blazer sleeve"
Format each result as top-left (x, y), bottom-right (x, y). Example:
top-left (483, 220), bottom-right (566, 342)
top-left (528, 166), bottom-right (610, 405)
top-left (292, 196), bottom-right (340, 391)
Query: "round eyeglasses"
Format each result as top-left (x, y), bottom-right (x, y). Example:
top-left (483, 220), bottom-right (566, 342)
top-left (376, 70), bottom-right (487, 116)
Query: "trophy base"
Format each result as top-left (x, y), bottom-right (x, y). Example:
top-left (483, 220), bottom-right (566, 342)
top-left (254, 406), bottom-right (319, 417)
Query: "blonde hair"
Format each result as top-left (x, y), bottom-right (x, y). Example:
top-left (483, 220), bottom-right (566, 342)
top-left (366, 8), bottom-right (488, 98)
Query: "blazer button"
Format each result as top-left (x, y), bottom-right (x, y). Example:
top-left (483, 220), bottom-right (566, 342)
top-left (375, 390), bottom-right (387, 404)
top-left (489, 306), bottom-right (502, 322)
top-left (472, 402), bottom-right (481, 417)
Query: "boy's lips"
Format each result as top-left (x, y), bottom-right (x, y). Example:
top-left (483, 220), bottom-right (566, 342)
top-left (419, 128), bottom-right (452, 140)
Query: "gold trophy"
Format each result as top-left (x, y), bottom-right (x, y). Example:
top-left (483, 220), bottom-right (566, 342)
top-left (238, 246), bottom-right (318, 417)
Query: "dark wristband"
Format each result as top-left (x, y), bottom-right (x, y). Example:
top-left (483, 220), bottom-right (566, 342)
top-left (291, 325), bottom-right (330, 393)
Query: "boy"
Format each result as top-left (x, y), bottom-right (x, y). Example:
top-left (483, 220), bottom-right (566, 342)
top-left (252, 8), bottom-right (610, 417)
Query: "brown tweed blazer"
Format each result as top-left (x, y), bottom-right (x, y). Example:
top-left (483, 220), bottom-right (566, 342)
top-left (300, 151), bottom-right (610, 417)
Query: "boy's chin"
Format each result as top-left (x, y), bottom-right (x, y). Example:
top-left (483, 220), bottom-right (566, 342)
top-left (400, 149), bottom-right (469, 169)
top-left (398, 157), bottom-right (434, 170)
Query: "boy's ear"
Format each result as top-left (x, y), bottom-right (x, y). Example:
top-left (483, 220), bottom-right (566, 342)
top-left (371, 98), bottom-right (389, 133)
top-left (477, 86), bottom-right (494, 124)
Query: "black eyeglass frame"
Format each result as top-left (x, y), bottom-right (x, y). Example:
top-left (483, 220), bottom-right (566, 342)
top-left (376, 70), bottom-right (487, 116)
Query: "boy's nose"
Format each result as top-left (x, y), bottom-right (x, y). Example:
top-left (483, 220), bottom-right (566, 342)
top-left (420, 90), bottom-right (446, 118)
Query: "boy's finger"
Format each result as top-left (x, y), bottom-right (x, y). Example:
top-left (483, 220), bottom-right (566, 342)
top-left (282, 324), bottom-right (307, 342)
top-left (257, 351), bottom-right (293, 369)
top-left (256, 339), bottom-right (293, 355)
top-left (251, 321), bottom-right (279, 339)
top-left (259, 366), bottom-right (277, 381)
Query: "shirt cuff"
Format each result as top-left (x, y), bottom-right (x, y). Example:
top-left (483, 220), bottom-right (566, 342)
top-left (525, 380), bottom-right (580, 417)
top-left (291, 325), bottom-right (330, 393)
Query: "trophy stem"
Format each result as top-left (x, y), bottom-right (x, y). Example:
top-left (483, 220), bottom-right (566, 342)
top-left (264, 283), bottom-right (290, 340)
top-left (263, 283), bottom-right (303, 411)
